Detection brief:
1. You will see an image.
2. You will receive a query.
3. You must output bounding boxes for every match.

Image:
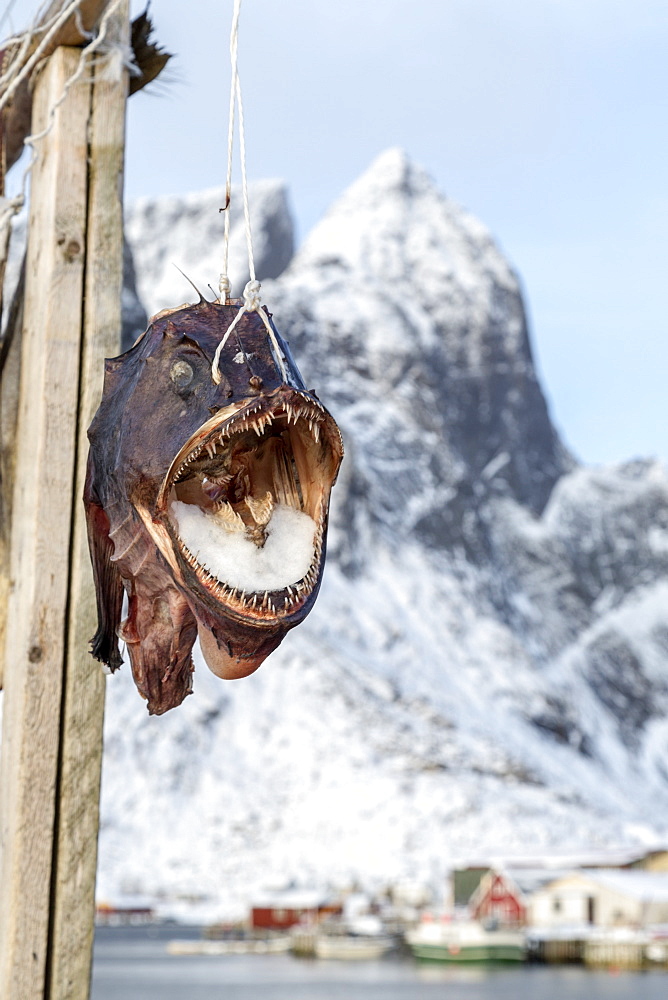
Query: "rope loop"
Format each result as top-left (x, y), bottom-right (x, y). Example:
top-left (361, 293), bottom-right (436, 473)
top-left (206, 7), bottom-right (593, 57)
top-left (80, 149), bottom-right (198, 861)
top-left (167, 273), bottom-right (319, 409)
top-left (218, 273), bottom-right (231, 303)
top-left (242, 278), bottom-right (262, 311)
top-left (211, 279), bottom-right (287, 385)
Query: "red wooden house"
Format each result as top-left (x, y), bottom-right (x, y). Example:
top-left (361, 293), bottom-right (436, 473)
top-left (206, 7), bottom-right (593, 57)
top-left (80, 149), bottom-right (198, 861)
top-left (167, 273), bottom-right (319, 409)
top-left (250, 890), bottom-right (340, 930)
top-left (469, 868), bottom-right (568, 927)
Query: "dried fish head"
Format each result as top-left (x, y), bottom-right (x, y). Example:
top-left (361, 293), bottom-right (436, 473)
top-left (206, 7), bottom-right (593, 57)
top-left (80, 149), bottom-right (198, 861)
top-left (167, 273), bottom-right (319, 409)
top-left (85, 300), bottom-right (343, 714)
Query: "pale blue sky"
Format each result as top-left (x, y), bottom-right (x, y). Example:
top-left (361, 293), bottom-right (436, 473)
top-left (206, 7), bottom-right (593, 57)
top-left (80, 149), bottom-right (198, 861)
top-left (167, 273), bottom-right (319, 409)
top-left (8, 1), bottom-right (668, 466)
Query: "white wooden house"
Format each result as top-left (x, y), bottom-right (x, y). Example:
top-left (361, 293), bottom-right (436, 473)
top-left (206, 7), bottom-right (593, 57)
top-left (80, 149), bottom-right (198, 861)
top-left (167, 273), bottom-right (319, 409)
top-left (528, 869), bottom-right (668, 929)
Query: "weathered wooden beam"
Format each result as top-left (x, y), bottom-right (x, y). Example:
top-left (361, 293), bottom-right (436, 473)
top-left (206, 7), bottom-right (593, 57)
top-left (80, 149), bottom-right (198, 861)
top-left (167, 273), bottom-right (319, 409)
top-left (0, 44), bottom-right (92, 1000)
top-left (40, 0), bottom-right (108, 47)
top-left (0, 1), bottom-right (107, 179)
top-left (0, 2), bottom-right (170, 183)
top-left (49, 3), bottom-right (128, 995)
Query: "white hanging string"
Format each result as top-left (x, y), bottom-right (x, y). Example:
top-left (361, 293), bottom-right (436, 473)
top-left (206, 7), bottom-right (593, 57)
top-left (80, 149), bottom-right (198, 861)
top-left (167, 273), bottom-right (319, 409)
top-left (218, 0), bottom-right (240, 304)
top-left (212, 0), bottom-right (287, 384)
top-left (0, 0), bottom-right (87, 115)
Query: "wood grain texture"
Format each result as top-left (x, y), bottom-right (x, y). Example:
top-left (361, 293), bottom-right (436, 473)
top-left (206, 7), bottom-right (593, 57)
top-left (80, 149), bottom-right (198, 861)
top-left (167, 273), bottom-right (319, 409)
top-left (0, 46), bottom-right (91, 1000)
top-left (0, 262), bottom-right (24, 691)
top-left (49, 5), bottom-right (129, 996)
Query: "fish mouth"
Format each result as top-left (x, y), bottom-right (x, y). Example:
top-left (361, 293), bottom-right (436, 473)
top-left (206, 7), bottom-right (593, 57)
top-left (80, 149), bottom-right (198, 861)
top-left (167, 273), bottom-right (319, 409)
top-left (156, 386), bottom-right (343, 622)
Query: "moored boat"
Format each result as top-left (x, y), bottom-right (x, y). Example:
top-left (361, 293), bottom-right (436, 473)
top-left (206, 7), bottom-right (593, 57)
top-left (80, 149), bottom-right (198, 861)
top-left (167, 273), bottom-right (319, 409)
top-left (291, 917), bottom-right (396, 960)
top-left (167, 934), bottom-right (291, 955)
top-left (314, 933), bottom-right (395, 960)
top-left (405, 920), bottom-right (524, 963)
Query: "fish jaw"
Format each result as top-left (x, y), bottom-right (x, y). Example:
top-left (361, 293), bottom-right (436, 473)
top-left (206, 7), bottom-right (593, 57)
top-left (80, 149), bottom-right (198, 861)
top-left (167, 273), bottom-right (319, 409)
top-left (197, 621), bottom-right (284, 680)
top-left (143, 382), bottom-right (342, 676)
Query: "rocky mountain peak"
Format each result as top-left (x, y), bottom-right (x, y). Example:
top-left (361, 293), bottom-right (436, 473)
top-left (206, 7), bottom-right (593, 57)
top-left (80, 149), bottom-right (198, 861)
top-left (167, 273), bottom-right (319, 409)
top-left (266, 150), bottom-right (571, 558)
top-left (298, 146), bottom-right (517, 316)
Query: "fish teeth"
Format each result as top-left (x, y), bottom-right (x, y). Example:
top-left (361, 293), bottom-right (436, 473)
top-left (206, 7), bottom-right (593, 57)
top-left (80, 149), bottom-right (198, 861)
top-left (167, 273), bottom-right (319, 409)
top-left (214, 502), bottom-right (246, 533)
top-left (245, 491), bottom-right (274, 527)
top-left (209, 472), bottom-right (233, 487)
top-left (177, 527), bottom-right (320, 617)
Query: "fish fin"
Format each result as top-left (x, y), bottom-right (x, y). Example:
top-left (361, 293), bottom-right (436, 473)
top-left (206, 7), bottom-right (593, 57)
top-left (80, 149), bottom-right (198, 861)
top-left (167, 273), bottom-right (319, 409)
top-left (108, 512), bottom-right (153, 577)
top-left (123, 586), bottom-right (197, 715)
top-left (84, 461), bottom-right (124, 672)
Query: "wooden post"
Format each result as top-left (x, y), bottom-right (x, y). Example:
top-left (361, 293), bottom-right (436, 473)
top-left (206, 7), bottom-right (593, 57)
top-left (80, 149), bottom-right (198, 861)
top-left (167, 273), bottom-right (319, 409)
top-left (0, 2), bottom-right (128, 997)
top-left (49, 7), bottom-right (129, 997)
top-left (0, 46), bottom-right (91, 998)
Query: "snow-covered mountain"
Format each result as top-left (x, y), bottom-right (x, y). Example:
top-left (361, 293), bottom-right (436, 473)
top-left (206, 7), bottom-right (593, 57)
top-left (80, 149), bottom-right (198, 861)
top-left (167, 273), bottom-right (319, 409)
top-left (124, 179), bottom-right (294, 324)
top-left (97, 149), bottom-right (668, 907)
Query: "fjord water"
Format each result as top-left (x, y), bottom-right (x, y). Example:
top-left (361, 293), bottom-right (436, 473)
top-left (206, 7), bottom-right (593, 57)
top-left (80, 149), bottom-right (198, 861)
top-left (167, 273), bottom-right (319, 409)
top-left (91, 928), bottom-right (667, 1000)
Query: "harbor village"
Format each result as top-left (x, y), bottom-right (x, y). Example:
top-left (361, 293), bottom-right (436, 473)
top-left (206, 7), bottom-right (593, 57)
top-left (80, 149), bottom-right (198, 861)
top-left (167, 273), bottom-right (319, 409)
top-left (96, 846), bottom-right (668, 970)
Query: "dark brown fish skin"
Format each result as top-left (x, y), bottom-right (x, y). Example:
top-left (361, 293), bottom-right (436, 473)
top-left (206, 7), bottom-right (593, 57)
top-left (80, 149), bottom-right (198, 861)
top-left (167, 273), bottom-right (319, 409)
top-left (84, 299), bottom-right (342, 715)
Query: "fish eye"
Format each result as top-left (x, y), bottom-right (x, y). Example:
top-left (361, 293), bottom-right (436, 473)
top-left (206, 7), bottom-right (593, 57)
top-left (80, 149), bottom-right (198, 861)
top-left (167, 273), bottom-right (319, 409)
top-left (170, 360), bottom-right (194, 388)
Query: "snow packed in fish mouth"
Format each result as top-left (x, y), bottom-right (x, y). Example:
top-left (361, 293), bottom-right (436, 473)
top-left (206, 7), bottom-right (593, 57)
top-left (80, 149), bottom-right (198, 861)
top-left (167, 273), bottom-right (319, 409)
top-left (170, 500), bottom-right (317, 592)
